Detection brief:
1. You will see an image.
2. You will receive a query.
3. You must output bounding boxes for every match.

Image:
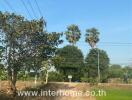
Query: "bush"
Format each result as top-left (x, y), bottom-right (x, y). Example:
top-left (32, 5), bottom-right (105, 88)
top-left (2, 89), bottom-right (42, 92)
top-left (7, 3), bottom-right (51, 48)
top-left (81, 77), bottom-right (98, 85)
top-left (88, 77), bottom-right (98, 86)
top-left (48, 71), bottom-right (64, 82)
top-left (0, 70), bottom-right (7, 80)
top-left (81, 77), bottom-right (89, 82)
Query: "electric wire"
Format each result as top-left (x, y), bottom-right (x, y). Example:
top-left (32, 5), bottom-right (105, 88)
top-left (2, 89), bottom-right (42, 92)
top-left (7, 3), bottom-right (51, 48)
top-left (21, 0), bottom-right (32, 19)
top-left (28, 0), bottom-right (37, 18)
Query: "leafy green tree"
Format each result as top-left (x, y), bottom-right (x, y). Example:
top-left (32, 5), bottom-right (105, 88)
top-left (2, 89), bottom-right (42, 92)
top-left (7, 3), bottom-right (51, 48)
top-left (85, 48), bottom-right (110, 82)
top-left (122, 66), bottom-right (132, 83)
top-left (40, 60), bottom-right (53, 84)
top-left (65, 24), bottom-right (81, 45)
top-left (0, 12), bottom-right (27, 94)
top-left (24, 31), bottom-right (63, 80)
top-left (0, 12), bottom-right (62, 94)
top-left (123, 66), bottom-right (132, 78)
top-left (48, 71), bottom-right (64, 82)
top-left (85, 28), bottom-right (100, 48)
top-left (55, 45), bottom-right (84, 81)
top-left (108, 64), bottom-right (123, 78)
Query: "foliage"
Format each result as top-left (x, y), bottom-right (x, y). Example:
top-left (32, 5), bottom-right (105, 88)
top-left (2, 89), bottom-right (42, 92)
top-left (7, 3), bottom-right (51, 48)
top-left (0, 11), bottom-right (62, 94)
top-left (65, 24), bottom-right (81, 45)
top-left (108, 64), bottom-right (123, 78)
top-left (55, 45), bottom-right (84, 81)
top-left (0, 12), bottom-right (45, 93)
top-left (123, 66), bottom-right (132, 78)
top-left (17, 70), bottom-right (30, 81)
top-left (0, 65), bottom-right (7, 80)
top-left (0, 46), bottom-right (7, 80)
top-left (85, 48), bottom-right (110, 82)
top-left (80, 77), bottom-right (89, 82)
top-left (81, 77), bottom-right (98, 85)
top-left (85, 28), bottom-right (100, 48)
top-left (96, 87), bottom-right (132, 100)
top-left (0, 46), bottom-right (4, 61)
top-left (48, 71), bottom-right (64, 82)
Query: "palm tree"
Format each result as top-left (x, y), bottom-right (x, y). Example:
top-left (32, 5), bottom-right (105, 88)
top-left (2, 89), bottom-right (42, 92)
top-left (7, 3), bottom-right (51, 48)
top-left (85, 28), bottom-right (100, 48)
top-left (85, 28), bottom-right (100, 82)
top-left (65, 24), bottom-right (81, 45)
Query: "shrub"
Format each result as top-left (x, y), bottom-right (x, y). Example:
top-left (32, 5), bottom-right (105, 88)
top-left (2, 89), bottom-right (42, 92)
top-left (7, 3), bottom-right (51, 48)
top-left (48, 71), bottom-right (64, 82)
top-left (81, 77), bottom-right (98, 85)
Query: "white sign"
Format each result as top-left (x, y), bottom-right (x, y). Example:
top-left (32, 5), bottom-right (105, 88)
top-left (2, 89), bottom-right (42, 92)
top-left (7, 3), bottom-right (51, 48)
top-left (68, 75), bottom-right (72, 79)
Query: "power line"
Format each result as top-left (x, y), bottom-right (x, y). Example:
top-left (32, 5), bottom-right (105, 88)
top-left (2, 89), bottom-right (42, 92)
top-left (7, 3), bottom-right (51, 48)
top-left (99, 44), bottom-right (131, 46)
top-left (4, 0), bottom-right (15, 12)
top-left (77, 41), bottom-right (132, 44)
top-left (28, 0), bottom-right (37, 18)
top-left (21, 0), bottom-right (32, 19)
top-left (0, 0), bottom-right (7, 11)
top-left (102, 42), bottom-right (132, 44)
top-left (34, 0), bottom-right (43, 17)
top-left (100, 42), bottom-right (132, 45)
top-left (76, 42), bottom-right (132, 46)
top-left (75, 44), bottom-right (132, 47)
top-left (34, 0), bottom-right (47, 29)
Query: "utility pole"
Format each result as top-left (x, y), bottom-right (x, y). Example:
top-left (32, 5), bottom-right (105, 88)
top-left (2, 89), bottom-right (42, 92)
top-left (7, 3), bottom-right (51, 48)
top-left (97, 48), bottom-right (100, 83)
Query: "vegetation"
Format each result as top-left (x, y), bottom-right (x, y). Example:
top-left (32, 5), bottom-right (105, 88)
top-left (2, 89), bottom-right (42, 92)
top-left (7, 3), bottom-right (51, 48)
top-left (108, 64), bottom-right (123, 78)
top-left (95, 86), bottom-right (132, 100)
top-left (65, 24), bottom-right (81, 45)
top-left (55, 45), bottom-right (84, 81)
top-left (85, 28), bottom-right (100, 48)
top-left (85, 48), bottom-right (110, 82)
top-left (48, 71), bottom-right (64, 82)
top-left (0, 11), bottom-right (131, 100)
top-left (0, 12), bottom-right (62, 95)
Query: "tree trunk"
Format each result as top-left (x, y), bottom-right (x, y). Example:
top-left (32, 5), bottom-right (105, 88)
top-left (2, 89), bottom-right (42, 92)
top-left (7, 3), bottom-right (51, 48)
top-left (45, 71), bottom-right (48, 84)
top-left (12, 69), bottom-right (17, 96)
top-left (7, 68), bottom-right (17, 96)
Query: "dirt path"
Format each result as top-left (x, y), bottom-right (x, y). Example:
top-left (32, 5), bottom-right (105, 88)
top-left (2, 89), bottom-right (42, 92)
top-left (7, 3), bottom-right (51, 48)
top-left (50, 82), bottom-right (96, 100)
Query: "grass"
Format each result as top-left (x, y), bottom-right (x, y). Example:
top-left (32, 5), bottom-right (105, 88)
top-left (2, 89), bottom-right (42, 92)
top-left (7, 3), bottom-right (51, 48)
top-left (94, 86), bottom-right (132, 100)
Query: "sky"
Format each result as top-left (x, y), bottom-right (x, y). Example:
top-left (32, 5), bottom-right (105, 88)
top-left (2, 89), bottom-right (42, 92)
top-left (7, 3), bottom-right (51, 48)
top-left (0, 0), bottom-right (132, 65)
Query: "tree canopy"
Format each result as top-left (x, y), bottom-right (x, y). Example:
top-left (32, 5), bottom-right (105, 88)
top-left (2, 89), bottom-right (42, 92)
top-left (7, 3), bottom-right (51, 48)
top-left (65, 24), bottom-right (81, 45)
top-left (85, 48), bottom-right (110, 82)
top-left (0, 12), bottom-right (63, 94)
top-left (54, 45), bottom-right (84, 81)
top-left (85, 28), bottom-right (100, 48)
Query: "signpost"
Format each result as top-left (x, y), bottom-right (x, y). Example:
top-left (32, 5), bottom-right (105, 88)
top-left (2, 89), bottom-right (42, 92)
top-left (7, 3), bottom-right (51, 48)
top-left (68, 75), bottom-right (72, 82)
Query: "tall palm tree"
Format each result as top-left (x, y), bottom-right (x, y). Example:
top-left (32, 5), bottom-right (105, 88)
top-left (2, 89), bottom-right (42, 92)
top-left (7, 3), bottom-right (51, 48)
top-left (65, 24), bottom-right (81, 45)
top-left (85, 28), bottom-right (101, 82)
top-left (85, 28), bottom-right (100, 48)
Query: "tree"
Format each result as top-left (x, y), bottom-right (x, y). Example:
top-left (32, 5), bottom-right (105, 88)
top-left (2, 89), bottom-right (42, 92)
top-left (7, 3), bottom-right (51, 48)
top-left (123, 66), bottom-right (132, 78)
top-left (54, 45), bottom-right (84, 81)
top-left (65, 24), bottom-right (81, 45)
top-left (85, 48), bottom-right (110, 82)
top-left (0, 12), bottom-right (45, 94)
top-left (40, 60), bottom-right (51, 84)
top-left (108, 64), bottom-right (123, 78)
top-left (85, 28), bottom-right (105, 83)
top-left (48, 71), bottom-right (64, 82)
top-left (0, 12), bottom-right (63, 95)
top-left (85, 28), bottom-right (100, 48)
top-left (25, 31), bottom-right (63, 82)
top-left (122, 66), bottom-right (132, 83)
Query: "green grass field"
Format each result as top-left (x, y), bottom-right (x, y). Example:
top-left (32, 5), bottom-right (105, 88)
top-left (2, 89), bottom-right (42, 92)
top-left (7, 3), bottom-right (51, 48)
top-left (95, 86), bottom-right (132, 100)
